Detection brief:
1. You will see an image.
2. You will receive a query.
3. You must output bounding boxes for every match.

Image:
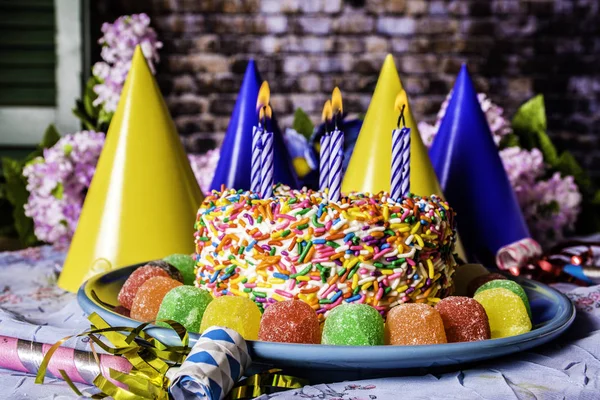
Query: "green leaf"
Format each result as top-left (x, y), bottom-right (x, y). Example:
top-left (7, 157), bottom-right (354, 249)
top-left (72, 106), bottom-right (97, 131)
top-left (83, 76), bottom-right (100, 119)
top-left (39, 124), bottom-right (61, 150)
top-left (554, 151), bottom-right (589, 189)
top-left (51, 183), bottom-right (64, 200)
top-left (0, 158), bottom-right (38, 246)
top-left (511, 95), bottom-right (547, 150)
top-left (292, 108), bottom-right (314, 140)
top-left (498, 133), bottom-right (520, 149)
top-left (97, 109), bottom-right (113, 132)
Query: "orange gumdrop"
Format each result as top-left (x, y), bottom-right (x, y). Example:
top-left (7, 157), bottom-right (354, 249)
top-left (130, 276), bottom-right (182, 322)
top-left (385, 303), bottom-right (447, 345)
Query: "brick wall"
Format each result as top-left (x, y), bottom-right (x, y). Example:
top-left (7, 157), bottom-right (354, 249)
top-left (93, 0), bottom-right (600, 182)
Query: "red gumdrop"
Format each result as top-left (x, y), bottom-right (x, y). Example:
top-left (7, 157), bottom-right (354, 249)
top-left (258, 300), bottom-right (321, 344)
top-left (467, 273), bottom-right (507, 297)
top-left (435, 296), bottom-right (491, 343)
top-left (130, 276), bottom-right (182, 322)
top-left (118, 266), bottom-right (170, 309)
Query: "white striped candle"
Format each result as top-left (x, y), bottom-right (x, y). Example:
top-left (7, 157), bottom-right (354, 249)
top-left (328, 129), bottom-right (344, 202)
top-left (319, 132), bottom-right (331, 192)
top-left (391, 127), bottom-right (411, 200)
top-left (260, 130), bottom-right (274, 198)
top-left (251, 126), bottom-right (262, 194)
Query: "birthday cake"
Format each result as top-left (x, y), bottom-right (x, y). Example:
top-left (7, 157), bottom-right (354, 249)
top-left (194, 185), bottom-right (458, 318)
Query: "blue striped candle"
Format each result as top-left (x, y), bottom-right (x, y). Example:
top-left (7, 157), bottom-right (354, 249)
top-left (319, 133), bottom-right (331, 192)
top-left (391, 127), bottom-right (411, 200)
top-left (328, 129), bottom-right (344, 202)
top-left (250, 126), bottom-right (262, 194)
top-left (260, 131), bottom-right (274, 198)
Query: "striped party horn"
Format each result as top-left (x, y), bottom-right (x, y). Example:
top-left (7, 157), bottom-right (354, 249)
top-left (169, 326), bottom-right (251, 400)
top-left (496, 238), bottom-right (543, 275)
top-left (0, 335), bottom-right (131, 386)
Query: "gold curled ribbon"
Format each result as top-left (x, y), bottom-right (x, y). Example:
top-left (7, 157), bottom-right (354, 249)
top-left (229, 369), bottom-right (308, 399)
top-left (35, 313), bottom-right (190, 399)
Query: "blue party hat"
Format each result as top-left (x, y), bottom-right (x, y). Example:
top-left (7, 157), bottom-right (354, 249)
top-left (429, 64), bottom-right (530, 263)
top-left (210, 60), bottom-right (299, 191)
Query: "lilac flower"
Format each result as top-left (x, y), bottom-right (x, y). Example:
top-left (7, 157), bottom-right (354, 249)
top-left (23, 131), bottom-right (106, 247)
top-left (92, 14), bottom-right (162, 113)
top-left (500, 147), bottom-right (582, 247)
top-left (187, 149), bottom-right (220, 195)
top-left (418, 92), bottom-right (512, 147)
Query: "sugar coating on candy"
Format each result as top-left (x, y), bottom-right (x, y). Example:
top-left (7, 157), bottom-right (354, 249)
top-left (163, 254), bottom-right (196, 285)
top-left (452, 264), bottom-right (490, 296)
top-left (435, 296), bottom-right (490, 343)
top-left (385, 303), bottom-right (447, 345)
top-left (474, 287), bottom-right (532, 339)
top-left (475, 280), bottom-right (531, 319)
top-left (321, 304), bottom-right (384, 346)
top-left (118, 266), bottom-right (170, 309)
top-left (200, 296), bottom-right (262, 340)
top-left (130, 277), bottom-right (182, 322)
top-left (194, 185), bottom-right (459, 318)
top-left (468, 273), bottom-right (507, 297)
top-left (258, 300), bottom-right (320, 344)
top-left (146, 260), bottom-right (184, 283)
top-left (156, 286), bottom-right (213, 333)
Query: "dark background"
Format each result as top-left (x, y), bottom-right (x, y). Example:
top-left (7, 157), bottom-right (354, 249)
top-left (91, 0), bottom-right (600, 184)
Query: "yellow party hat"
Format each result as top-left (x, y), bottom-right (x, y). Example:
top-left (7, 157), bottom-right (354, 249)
top-left (58, 47), bottom-right (204, 292)
top-left (342, 54), bottom-right (466, 259)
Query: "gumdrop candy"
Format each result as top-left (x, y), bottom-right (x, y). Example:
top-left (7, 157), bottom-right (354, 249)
top-left (118, 266), bottom-right (170, 309)
top-left (163, 254), bottom-right (196, 285)
top-left (130, 276), bottom-right (182, 322)
top-left (435, 296), bottom-right (490, 343)
top-left (200, 296), bottom-right (262, 340)
top-left (146, 260), bottom-right (184, 283)
top-left (321, 304), bottom-right (384, 346)
top-left (258, 300), bottom-right (320, 344)
top-left (156, 286), bottom-right (213, 333)
top-left (452, 263), bottom-right (490, 296)
top-left (475, 279), bottom-right (531, 319)
top-left (468, 272), bottom-right (507, 297)
top-left (385, 303), bottom-right (447, 345)
top-left (474, 287), bottom-right (532, 339)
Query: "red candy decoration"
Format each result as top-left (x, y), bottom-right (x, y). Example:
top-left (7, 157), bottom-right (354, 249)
top-left (258, 300), bottom-right (321, 344)
top-left (467, 273), bottom-right (507, 297)
top-left (118, 266), bottom-right (170, 309)
top-left (435, 296), bottom-right (491, 343)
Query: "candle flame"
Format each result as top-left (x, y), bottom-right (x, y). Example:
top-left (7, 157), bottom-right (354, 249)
top-left (331, 87), bottom-right (343, 115)
top-left (257, 81), bottom-right (271, 110)
top-left (259, 105), bottom-right (272, 121)
top-left (394, 93), bottom-right (404, 113)
top-left (322, 100), bottom-right (333, 122)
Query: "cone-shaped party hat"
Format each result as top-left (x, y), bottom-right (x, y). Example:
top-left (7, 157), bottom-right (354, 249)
top-left (429, 64), bottom-right (530, 263)
top-left (210, 60), bottom-right (299, 191)
top-left (342, 54), bottom-right (443, 198)
top-left (58, 47), bottom-right (204, 292)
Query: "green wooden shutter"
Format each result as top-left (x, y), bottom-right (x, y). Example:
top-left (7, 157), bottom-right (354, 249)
top-left (0, 0), bottom-right (56, 107)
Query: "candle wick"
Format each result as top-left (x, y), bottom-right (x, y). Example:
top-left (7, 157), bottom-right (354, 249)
top-left (397, 104), bottom-right (406, 128)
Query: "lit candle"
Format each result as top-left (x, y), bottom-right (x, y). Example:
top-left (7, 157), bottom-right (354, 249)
top-left (319, 100), bottom-right (333, 193)
top-left (253, 82), bottom-right (273, 197)
top-left (328, 87), bottom-right (344, 203)
top-left (391, 94), bottom-right (411, 200)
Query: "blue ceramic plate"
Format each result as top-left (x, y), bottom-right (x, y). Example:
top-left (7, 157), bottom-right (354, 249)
top-left (78, 263), bottom-right (575, 382)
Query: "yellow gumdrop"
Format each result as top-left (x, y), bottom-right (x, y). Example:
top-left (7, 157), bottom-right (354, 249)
top-left (474, 287), bottom-right (532, 339)
top-left (200, 296), bottom-right (262, 340)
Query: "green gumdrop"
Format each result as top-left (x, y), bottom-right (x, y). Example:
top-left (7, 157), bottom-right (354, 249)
top-left (475, 279), bottom-right (531, 319)
top-left (157, 286), bottom-right (212, 333)
top-left (163, 254), bottom-right (196, 285)
top-left (474, 287), bottom-right (532, 339)
top-left (322, 304), bottom-right (384, 346)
